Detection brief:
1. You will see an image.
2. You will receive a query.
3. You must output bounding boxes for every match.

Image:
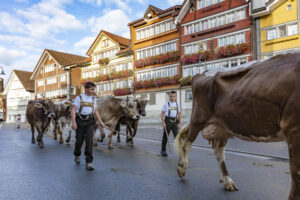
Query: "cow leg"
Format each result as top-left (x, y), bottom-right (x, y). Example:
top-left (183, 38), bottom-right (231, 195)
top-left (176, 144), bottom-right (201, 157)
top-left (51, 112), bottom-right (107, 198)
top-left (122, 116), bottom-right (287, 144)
top-left (212, 139), bottom-right (238, 191)
top-left (116, 123), bottom-right (121, 143)
top-left (92, 125), bottom-right (98, 146)
top-left (108, 131), bottom-right (114, 149)
top-left (127, 125), bottom-right (133, 147)
top-left (65, 125), bottom-right (72, 144)
top-left (53, 121), bottom-right (57, 140)
top-left (36, 126), bottom-right (44, 148)
top-left (287, 132), bottom-right (300, 200)
top-left (175, 122), bottom-right (202, 179)
top-left (58, 121), bottom-right (64, 144)
top-left (117, 133), bottom-right (121, 143)
top-left (97, 126), bottom-right (106, 142)
top-left (30, 124), bottom-right (35, 144)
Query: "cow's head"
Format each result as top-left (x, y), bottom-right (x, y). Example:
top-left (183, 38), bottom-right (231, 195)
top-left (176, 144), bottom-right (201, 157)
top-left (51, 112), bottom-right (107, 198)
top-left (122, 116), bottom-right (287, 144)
top-left (34, 100), bottom-right (56, 118)
top-left (136, 98), bottom-right (148, 117)
top-left (62, 101), bottom-right (72, 118)
top-left (120, 96), bottom-right (140, 120)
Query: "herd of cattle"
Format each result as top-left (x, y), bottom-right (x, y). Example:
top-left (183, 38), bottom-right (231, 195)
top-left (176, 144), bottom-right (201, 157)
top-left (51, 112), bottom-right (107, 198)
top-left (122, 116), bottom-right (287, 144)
top-left (24, 52), bottom-right (300, 200)
top-left (26, 96), bottom-right (147, 149)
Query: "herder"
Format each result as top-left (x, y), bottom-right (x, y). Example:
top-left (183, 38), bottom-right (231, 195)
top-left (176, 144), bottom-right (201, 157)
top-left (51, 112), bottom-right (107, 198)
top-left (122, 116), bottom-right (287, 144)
top-left (161, 91), bottom-right (182, 157)
top-left (71, 82), bottom-right (105, 170)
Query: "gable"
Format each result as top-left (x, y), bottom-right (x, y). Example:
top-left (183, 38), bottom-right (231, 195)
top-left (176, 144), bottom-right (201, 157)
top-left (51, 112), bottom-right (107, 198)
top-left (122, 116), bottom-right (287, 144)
top-left (92, 34), bottom-right (119, 54)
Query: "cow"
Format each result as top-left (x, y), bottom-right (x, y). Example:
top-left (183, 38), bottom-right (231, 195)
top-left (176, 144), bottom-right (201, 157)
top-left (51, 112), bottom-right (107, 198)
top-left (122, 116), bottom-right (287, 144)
top-left (93, 96), bottom-right (140, 149)
top-left (114, 97), bottom-right (148, 147)
top-left (26, 100), bottom-right (56, 148)
top-left (52, 100), bottom-right (72, 144)
top-left (174, 53), bottom-right (300, 200)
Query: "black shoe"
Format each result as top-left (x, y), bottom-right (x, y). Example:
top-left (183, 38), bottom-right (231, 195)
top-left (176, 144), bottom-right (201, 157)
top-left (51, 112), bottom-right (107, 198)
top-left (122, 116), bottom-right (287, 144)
top-left (161, 151), bottom-right (168, 157)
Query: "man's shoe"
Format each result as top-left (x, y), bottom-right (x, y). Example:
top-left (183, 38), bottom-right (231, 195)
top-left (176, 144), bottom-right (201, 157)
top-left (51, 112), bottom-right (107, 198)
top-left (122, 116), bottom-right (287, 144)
top-left (86, 163), bottom-right (95, 170)
top-left (161, 151), bottom-right (168, 157)
top-left (75, 156), bottom-right (80, 164)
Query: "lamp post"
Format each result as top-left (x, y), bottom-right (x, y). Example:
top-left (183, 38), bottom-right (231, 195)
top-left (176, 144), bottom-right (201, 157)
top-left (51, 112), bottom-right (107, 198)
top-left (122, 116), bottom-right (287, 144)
top-left (198, 53), bottom-right (207, 73)
top-left (130, 87), bottom-right (135, 98)
top-left (0, 66), bottom-right (5, 75)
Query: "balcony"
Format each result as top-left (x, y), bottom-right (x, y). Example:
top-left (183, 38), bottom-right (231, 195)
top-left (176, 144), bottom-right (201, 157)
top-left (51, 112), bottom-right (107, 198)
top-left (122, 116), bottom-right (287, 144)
top-left (134, 51), bottom-right (180, 68)
top-left (182, 51), bottom-right (210, 66)
top-left (80, 69), bottom-right (134, 84)
top-left (215, 43), bottom-right (249, 58)
top-left (132, 75), bottom-right (180, 89)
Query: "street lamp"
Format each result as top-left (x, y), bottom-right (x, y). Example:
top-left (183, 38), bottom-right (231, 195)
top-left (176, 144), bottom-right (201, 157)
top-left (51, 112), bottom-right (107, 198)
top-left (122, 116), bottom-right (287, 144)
top-left (0, 66), bottom-right (5, 75)
top-left (198, 54), bottom-right (207, 72)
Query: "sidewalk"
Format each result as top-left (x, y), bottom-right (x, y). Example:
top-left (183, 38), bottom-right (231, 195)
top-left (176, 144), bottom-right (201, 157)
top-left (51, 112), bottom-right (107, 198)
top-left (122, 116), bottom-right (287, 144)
top-left (138, 117), bottom-right (189, 126)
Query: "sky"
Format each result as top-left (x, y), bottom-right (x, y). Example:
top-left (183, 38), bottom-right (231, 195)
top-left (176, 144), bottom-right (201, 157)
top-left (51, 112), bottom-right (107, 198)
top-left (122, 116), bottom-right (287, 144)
top-left (0, 0), bottom-right (183, 84)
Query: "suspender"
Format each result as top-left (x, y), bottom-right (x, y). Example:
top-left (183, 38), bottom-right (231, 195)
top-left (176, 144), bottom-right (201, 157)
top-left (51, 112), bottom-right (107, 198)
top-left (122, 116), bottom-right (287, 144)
top-left (167, 102), bottom-right (178, 119)
top-left (78, 95), bottom-right (95, 114)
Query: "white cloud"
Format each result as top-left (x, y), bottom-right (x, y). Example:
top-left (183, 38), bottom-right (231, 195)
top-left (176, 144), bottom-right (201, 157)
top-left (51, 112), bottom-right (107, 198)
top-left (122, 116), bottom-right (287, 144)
top-left (0, 46), bottom-right (27, 67)
top-left (87, 9), bottom-right (131, 38)
top-left (167, 0), bottom-right (183, 5)
top-left (0, 12), bottom-right (27, 34)
top-left (107, 0), bottom-right (132, 13)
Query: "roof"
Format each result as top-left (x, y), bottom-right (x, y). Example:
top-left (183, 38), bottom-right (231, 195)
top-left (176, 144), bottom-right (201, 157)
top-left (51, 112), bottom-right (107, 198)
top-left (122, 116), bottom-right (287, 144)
top-left (86, 30), bottom-right (130, 55)
top-left (31, 49), bottom-right (88, 80)
top-left (45, 49), bottom-right (88, 66)
top-left (14, 70), bottom-right (34, 92)
top-left (128, 5), bottom-right (181, 26)
top-left (116, 47), bottom-right (133, 56)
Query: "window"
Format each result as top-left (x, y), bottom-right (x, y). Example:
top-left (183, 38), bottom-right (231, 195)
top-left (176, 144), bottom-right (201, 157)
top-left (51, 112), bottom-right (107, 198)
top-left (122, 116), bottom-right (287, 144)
top-left (288, 23), bottom-right (298, 36)
top-left (218, 32), bottom-right (245, 47)
top-left (287, 4), bottom-right (291, 11)
top-left (149, 93), bottom-right (156, 105)
top-left (166, 22), bottom-right (171, 31)
top-left (186, 90), bottom-right (193, 102)
top-left (37, 80), bottom-right (44, 86)
top-left (236, 9), bottom-right (245, 20)
top-left (47, 77), bottom-right (57, 85)
top-left (267, 28), bottom-right (277, 40)
top-left (161, 23), bottom-right (165, 32)
top-left (45, 64), bottom-right (55, 73)
top-left (60, 75), bottom-right (66, 82)
top-left (136, 41), bottom-right (177, 59)
top-left (136, 31), bottom-right (140, 40)
top-left (135, 20), bottom-right (175, 40)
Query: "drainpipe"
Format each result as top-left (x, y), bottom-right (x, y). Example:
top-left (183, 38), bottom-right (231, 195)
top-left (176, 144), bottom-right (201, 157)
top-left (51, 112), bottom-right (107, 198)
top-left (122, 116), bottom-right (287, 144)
top-left (176, 21), bottom-right (183, 116)
top-left (66, 69), bottom-right (71, 101)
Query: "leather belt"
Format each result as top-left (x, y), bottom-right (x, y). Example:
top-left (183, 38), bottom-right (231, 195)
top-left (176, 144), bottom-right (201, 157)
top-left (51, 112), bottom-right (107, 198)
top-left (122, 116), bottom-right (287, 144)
top-left (76, 113), bottom-right (94, 120)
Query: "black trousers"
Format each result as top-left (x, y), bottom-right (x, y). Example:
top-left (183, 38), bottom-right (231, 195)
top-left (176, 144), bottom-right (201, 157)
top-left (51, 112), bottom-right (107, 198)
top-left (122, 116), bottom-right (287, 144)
top-left (74, 116), bottom-right (95, 163)
top-left (161, 117), bottom-right (179, 152)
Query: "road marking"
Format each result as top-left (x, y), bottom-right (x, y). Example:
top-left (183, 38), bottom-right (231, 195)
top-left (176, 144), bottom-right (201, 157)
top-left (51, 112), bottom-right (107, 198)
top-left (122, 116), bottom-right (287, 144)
top-left (133, 136), bottom-right (289, 161)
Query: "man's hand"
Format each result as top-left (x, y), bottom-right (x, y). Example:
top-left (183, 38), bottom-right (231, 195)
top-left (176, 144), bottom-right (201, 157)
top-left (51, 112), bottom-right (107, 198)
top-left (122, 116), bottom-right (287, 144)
top-left (179, 123), bottom-right (182, 129)
top-left (163, 122), bottom-right (166, 129)
top-left (72, 122), bottom-right (77, 130)
top-left (100, 122), bottom-right (105, 128)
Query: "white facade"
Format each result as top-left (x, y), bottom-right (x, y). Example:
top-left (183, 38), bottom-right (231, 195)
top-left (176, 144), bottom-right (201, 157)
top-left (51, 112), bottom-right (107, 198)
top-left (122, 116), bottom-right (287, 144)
top-left (4, 72), bottom-right (34, 123)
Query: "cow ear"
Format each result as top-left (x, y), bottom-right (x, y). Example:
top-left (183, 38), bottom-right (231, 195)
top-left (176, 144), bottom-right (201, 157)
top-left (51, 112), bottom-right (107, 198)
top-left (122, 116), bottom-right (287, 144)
top-left (120, 101), bottom-right (126, 108)
top-left (34, 103), bottom-right (43, 109)
top-left (145, 100), bottom-right (149, 104)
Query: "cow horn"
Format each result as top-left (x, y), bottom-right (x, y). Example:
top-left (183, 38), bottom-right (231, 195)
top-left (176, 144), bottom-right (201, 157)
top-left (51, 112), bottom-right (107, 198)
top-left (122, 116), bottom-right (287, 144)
top-left (34, 103), bottom-right (43, 109)
top-left (120, 101), bottom-right (126, 108)
top-left (64, 102), bottom-right (71, 106)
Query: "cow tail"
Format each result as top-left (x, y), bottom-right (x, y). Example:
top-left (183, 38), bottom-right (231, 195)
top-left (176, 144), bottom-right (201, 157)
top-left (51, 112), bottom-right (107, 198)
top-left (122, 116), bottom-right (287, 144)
top-left (174, 123), bottom-right (190, 158)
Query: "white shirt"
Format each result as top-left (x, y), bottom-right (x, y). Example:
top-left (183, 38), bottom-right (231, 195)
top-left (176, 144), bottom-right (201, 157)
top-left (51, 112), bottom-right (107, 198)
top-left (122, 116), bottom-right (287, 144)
top-left (162, 101), bottom-right (180, 118)
top-left (73, 94), bottom-right (97, 115)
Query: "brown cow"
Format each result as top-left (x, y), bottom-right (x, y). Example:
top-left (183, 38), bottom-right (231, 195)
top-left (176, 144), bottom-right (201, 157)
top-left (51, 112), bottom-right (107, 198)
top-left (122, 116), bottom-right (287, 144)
top-left (52, 100), bottom-right (72, 144)
top-left (26, 100), bottom-right (56, 148)
top-left (174, 53), bottom-right (300, 200)
top-left (114, 97), bottom-right (148, 147)
top-left (93, 96), bottom-right (140, 149)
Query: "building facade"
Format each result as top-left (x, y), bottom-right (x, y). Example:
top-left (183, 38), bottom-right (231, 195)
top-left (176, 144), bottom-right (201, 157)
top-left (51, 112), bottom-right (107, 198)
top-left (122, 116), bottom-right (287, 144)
top-left (3, 70), bottom-right (34, 123)
top-left (82, 30), bottom-right (134, 96)
top-left (128, 5), bottom-right (181, 117)
top-left (31, 49), bottom-right (87, 101)
top-left (252, 0), bottom-right (300, 60)
top-left (175, 0), bottom-right (252, 115)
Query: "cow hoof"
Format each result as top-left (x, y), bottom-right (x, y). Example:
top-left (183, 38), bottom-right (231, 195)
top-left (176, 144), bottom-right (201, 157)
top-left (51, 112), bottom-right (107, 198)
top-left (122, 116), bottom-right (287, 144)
top-left (59, 140), bottom-right (63, 144)
top-left (177, 166), bottom-right (186, 179)
top-left (65, 139), bottom-right (70, 143)
top-left (39, 143), bottom-right (44, 148)
top-left (224, 182), bottom-right (238, 191)
top-left (54, 137), bottom-right (57, 140)
top-left (108, 145), bottom-right (114, 150)
top-left (117, 139), bottom-right (121, 143)
top-left (128, 143), bottom-right (134, 147)
top-left (31, 140), bottom-right (35, 144)
top-left (97, 138), bottom-right (104, 143)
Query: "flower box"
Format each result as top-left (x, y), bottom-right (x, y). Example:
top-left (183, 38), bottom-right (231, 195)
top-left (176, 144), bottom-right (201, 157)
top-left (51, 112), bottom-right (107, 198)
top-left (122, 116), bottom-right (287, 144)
top-left (179, 76), bottom-right (192, 86)
top-left (182, 51), bottom-right (210, 65)
top-left (80, 70), bottom-right (133, 84)
top-left (113, 87), bottom-right (132, 96)
top-left (132, 75), bottom-right (180, 89)
top-left (215, 43), bottom-right (249, 58)
top-left (134, 51), bottom-right (180, 68)
top-left (98, 58), bottom-right (110, 66)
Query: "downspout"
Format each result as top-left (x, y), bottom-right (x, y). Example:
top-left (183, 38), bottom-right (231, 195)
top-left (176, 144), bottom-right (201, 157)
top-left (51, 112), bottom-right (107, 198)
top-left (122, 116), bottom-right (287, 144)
top-left (66, 68), bottom-right (71, 101)
top-left (177, 21), bottom-right (182, 116)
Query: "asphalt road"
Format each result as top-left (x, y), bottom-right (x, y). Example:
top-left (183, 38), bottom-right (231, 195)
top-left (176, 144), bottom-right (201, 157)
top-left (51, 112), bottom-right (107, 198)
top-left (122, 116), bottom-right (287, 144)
top-left (0, 123), bottom-right (291, 200)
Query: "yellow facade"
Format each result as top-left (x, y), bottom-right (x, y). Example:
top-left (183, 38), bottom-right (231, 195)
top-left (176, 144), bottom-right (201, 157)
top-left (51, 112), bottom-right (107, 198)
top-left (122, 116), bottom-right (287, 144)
top-left (83, 31), bottom-right (133, 96)
top-left (260, 0), bottom-right (300, 59)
